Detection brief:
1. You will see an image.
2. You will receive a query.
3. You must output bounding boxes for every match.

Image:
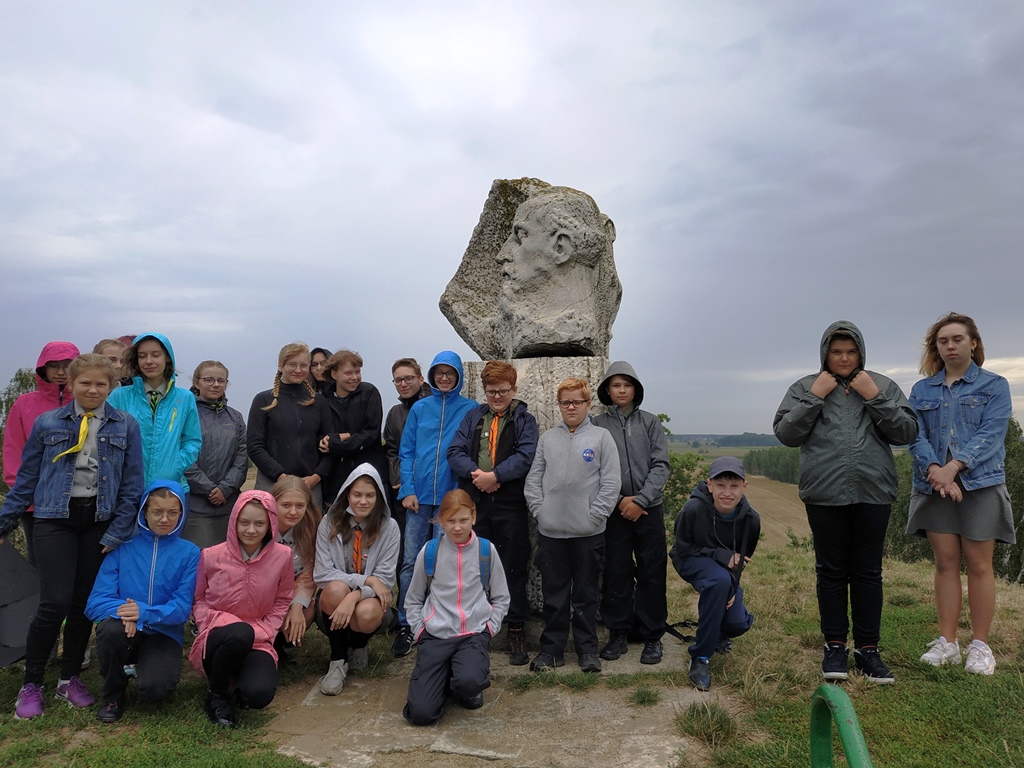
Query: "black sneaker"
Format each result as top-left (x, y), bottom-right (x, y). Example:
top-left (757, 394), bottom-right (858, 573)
top-left (854, 647), bottom-right (895, 685)
top-left (822, 642), bottom-right (849, 681)
top-left (640, 640), bottom-right (663, 665)
top-left (715, 637), bottom-right (734, 655)
top-left (578, 653), bottom-right (602, 673)
top-left (507, 627), bottom-right (528, 666)
top-left (457, 692), bottom-right (484, 709)
top-left (529, 652), bottom-right (565, 672)
top-left (689, 656), bottom-right (711, 691)
top-left (205, 691), bottom-right (237, 728)
top-left (96, 698), bottom-right (123, 723)
top-left (599, 632), bottom-right (628, 660)
top-left (391, 627), bottom-right (415, 658)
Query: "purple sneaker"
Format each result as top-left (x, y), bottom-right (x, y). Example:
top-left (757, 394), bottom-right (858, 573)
top-left (55, 676), bottom-right (95, 708)
top-left (15, 683), bottom-right (45, 720)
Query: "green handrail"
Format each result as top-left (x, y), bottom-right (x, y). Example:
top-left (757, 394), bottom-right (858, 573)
top-left (809, 684), bottom-right (875, 767)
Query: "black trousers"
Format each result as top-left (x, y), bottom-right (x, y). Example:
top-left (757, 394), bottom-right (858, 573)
top-left (805, 503), bottom-right (890, 647)
top-left (202, 623), bottom-right (277, 709)
top-left (95, 617), bottom-right (182, 703)
top-left (600, 504), bottom-right (667, 641)
top-left (473, 498), bottom-right (531, 624)
top-left (536, 533), bottom-right (604, 657)
top-left (24, 500), bottom-right (109, 685)
top-left (404, 631), bottom-right (490, 726)
top-left (326, 625), bottom-right (373, 661)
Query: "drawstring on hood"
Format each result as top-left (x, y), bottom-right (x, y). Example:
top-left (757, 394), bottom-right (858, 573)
top-left (819, 320), bottom-right (865, 387)
top-left (138, 479), bottom-right (189, 539)
top-left (227, 490), bottom-right (280, 560)
top-left (34, 341), bottom-right (82, 406)
top-left (331, 462), bottom-right (391, 518)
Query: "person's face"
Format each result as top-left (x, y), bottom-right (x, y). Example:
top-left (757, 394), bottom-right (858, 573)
top-left (606, 375), bottom-right (635, 408)
top-left (237, 503), bottom-right (270, 555)
top-left (137, 339), bottom-right (169, 384)
top-left (72, 368), bottom-right (112, 410)
top-left (826, 339), bottom-right (860, 379)
top-left (483, 380), bottom-right (516, 413)
top-left (275, 490), bottom-right (308, 534)
top-left (195, 366), bottom-right (228, 402)
top-left (98, 344), bottom-right (125, 372)
top-left (310, 352), bottom-right (329, 382)
top-left (936, 323), bottom-right (976, 369)
top-left (497, 206), bottom-right (574, 287)
top-left (708, 476), bottom-right (748, 515)
top-left (146, 494), bottom-right (183, 536)
top-left (441, 506), bottom-right (476, 545)
top-left (332, 362), bottom-right (362, 396)
top-left (280, 353), bottom-right (310, 385)
top-left (348, 477), bottom-right (378, 522)
top-left (392, 366), bottom-right (423, 399)
top-left (433, 364), bottom-right (458, 393)
top-left (558, 389), bottom-right (590, 428)
top-left (45, 359), bottom-right (74, 386)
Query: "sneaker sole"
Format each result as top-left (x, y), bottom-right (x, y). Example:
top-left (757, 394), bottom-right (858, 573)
top-left (921, 655), bottom-right (960, 666)
top-left (822, 671), bottom-right (849, 681)
top-left (861, 675), bottom-right (895, 685)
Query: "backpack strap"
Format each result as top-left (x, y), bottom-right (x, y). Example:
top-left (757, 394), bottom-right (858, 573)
top-left (424, 535), bottom-right (491, 595)
top-left (424, 537), bottom-right (440, 594)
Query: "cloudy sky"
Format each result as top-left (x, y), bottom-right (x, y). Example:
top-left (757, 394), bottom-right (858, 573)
top-left (1, 1), bottom-right (1022, 434)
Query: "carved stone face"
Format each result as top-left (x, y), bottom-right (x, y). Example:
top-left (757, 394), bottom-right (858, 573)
top-left (496, 204), bottom-right (577, 290)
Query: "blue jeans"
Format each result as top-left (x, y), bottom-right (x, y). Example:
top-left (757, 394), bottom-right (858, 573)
top-left (397, 504), bottom-right (441, 627)
top-left (676, 556), bottom-right (754, 659)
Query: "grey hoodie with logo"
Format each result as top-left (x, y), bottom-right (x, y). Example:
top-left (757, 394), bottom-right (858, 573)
top-left (773, 320), bottom-right (918, 506)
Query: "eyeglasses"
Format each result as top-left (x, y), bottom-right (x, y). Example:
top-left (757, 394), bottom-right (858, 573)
top-left (311, 361), bottom-right (327, 369)
top-left (148, 509), bottom-right (181, 521)
top-left (46, 361), bottom-right (72, 370)
top-left (393, 375), bottom-right (418, 385)
top-left (484, 387), bottom-right (513, 398)
top-left (558, 399), bottom-right (588, 409)
top-left (434, 370), bottom-right (456, 380)
top-left (200, 377), bottom-right (228, 386)
top-left (283, 362), bottom-right (309, 371)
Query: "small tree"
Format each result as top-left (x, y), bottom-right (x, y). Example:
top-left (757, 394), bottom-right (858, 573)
top-left (0, 367), bottom-right (37, 495)
top-left (656, 413), bottom-right (672, 438)
top-left (664, 452), bottom-right (709, 527)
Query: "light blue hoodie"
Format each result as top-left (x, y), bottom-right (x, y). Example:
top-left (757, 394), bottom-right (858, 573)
top-left (107, 332), bottom-right (202, 492)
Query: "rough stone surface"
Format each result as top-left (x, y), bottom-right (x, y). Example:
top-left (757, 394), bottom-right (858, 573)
top-left (440, 179), bottom-right (622, 360)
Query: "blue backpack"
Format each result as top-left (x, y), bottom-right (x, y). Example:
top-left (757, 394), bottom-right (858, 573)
top-left (423, 536), bottom-right (492, 596)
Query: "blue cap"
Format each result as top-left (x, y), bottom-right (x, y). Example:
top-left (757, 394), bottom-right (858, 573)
top-left (708, 456), bottom-right (745, 479)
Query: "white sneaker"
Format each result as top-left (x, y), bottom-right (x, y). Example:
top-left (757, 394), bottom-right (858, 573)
top-left (964, 641), bottom-right (996, 675)
top-left (319, 660), bottom-right (349, 695)
top-left (920, 637), bottom-right (960, 666)
top-left (349, 646), bottom-right (369, 671)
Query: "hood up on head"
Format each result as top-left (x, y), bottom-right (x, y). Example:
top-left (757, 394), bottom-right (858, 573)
top-left (226, 490), bottom-right (280, 558)
top-left (34, 341), bottom-right (82, 386)
top-left (330, 462), bottom-right (391, 518)
top-left (427, 350), bottom-right (466, 397)
top-left (137, 479), bottom-right (189, 538)
top-left (132, 332), bottom-right (177, 379)
top-left (818, 320), bottom-right (866, 377)
top-left (597, 360), bottom-right (644, 407)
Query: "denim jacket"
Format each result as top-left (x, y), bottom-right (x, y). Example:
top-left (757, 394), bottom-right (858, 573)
top-left (908, 362), bottom-right (1012, 493)
top-left (0, 402), bottom-right (145, 550)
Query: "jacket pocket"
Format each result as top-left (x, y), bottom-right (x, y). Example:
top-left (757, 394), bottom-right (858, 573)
top-left (913, 399), bottom-right (942, 435)
top-left (958, 394), bottom-right (989, 428)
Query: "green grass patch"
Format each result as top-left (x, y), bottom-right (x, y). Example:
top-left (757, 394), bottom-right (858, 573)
top-left (629, 685), bottom-right (660, 706)
top-left (675, 700), bottom-right (736, 749)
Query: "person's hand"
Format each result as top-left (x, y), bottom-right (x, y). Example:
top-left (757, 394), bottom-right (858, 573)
top-left (122, 619), bottom-right (137, 638)
top-left (365, 576), bottom-right (392, 611)
top-left (618, 496), bottom-right (647, 522)
top-left (209, 487), bottom-right (226, 505)
top-left (928, 461), bottom-right (961, 493)
top-left (329, 593), bottom-right (359, 631)
top-left (810, 371), bottom-right (838, 398)
top-left (848, 371), bottom-right (879, 399)
top-left (117, 598), bottom-right (140, 621)
top-left (337, 432), bottom-right (351, 442)
top-left (942, 483), bottom-right (964, 502)
top-left (319, 435), bottom-right (330, 453)
top-left (402, 495), bottom-right (419, 513)
top-left (303, 474), bottom-right (321, 489)
top-left (727, 553), bottom-right (751, 570)
top-left (282, 603), bottom-right (307, 645)
top-left (725, 595), bottom-right (735, 610)
top-left (101, 545), bottom-right (113, 554)
top-left (471, 469), bottom-right (500, 493)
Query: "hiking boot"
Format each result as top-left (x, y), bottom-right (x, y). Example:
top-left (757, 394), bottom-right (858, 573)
top-left (205, 691), bottom-right (236, 728)
top-left (55, 676), bottom-right (95, 708)
top-left (392, 627), bottom-right (414, 658)
top-left (822, 642), bottom-right (849, 681)
top-left (320, 660), bottom-right (349, 695)
top-left (458, 691), bottom-right (484, 709)
top-left (529, 652), bottom-right (565, 672)
top-left (689, 656), bottom-right (711, 691)
top-left (854, 647), bottom-right (895, 684)
top-left (640, 640), bottom-right (663, 665)
top-left (715, 637), bottom-right (734, 655)
top-left (578, 654), bottom-right (602, 673)
top-left (96, 698), bottom-right (124, 723)
top-left (599, 632), bottom-right (628, 661)
top-left (507, 627), bottom-right (528, 666)
top-left (14, 683), bottom-right (44, 720)
top-left (349, 646), bottom-right (369, 671)
top-left (921, 637), bottom-right (961, 667)
top-left (964, 641), bottom-right (996, 675)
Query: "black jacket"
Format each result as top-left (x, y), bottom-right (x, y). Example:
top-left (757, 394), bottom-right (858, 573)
top-left (670, 481), bottom-right (760, 585)
top-left (322, 381), bottom-right (386, 502)
top-left (247, 383), bottom-right (334, 483)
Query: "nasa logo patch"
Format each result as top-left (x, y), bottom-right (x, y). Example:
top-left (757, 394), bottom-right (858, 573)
top-left (582, 448), bottom-right (595, 462)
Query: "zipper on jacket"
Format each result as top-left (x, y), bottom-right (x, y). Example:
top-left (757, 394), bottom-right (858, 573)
top-left (148, 536), bottom-right (159, 605)
top-left (619, 410), bottom-right (636, 496)
top-left (433, 396), bottom-right (446, 502)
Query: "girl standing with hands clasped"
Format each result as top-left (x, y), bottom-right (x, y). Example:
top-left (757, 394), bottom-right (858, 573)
top-left (313, 464), bottom-right (399, 694)
top-left (190, 491), bottom-right (294, 727)
top-left (774, 321), bottom-right (917, 685)
top-left (906, 313), bottom-right (1014, 675)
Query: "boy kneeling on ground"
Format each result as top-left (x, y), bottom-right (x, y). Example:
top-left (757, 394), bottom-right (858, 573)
top-left (670, 457), bottom-right (760, 691)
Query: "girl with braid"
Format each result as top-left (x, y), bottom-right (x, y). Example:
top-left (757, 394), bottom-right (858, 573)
top-left (247, 343), bottom-right (334, 507)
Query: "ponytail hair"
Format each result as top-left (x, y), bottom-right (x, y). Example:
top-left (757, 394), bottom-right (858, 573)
top-left (262, 343), bottom-right (316, 411)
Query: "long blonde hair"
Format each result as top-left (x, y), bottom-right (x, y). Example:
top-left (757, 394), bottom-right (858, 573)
top-left (262, 342), bottom-right (317, 411)
top-left (269, 475), bottom-right (323, 569)
top-left (919, 312), bottom-right (985, 376)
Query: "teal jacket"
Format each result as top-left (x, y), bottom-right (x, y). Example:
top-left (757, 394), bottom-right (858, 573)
top-left (107, 333), bottom-right (202, 493)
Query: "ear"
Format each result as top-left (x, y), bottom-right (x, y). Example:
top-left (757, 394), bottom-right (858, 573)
top-left (551, 232), bottom-right (574, 266)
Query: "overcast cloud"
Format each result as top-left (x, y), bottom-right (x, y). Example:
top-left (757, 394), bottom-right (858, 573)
top-left (1, 1), bottom-right (1022, 434)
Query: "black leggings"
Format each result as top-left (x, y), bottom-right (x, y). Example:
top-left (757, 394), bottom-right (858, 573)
top-left (202, 623), bottom-right (277, 709)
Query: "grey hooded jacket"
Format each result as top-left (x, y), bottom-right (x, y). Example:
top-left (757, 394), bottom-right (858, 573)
top-left (591, 361), bottom-right (671, 509)
top-left (773, 320), bottom-right (918, 506)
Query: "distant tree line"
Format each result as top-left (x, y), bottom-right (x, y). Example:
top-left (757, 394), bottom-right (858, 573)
top-left (743, 446), bottom-right (800, 485)
top-left (716, 433), bottom-right (781, 447)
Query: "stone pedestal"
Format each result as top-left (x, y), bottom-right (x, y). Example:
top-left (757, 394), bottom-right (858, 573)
top-left (462, 356), bottom-right (609, 614)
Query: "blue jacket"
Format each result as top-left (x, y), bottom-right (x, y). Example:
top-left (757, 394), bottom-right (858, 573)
top-left (908, 361), bottom-right (1012, 493)
top-left (0, 401), bottom-right (144, 550)
top-left (107, 333), bottom-right (202, 493)
top-left (398, 351), bottom-right (478, 505)
top-left (86, 480), bottom-right (201, 645)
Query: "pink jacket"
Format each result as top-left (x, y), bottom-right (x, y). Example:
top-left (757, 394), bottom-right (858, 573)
top-left (3, 341), bottom-right (81, 488)
top-left (189, 490), bottom-right (295, 672)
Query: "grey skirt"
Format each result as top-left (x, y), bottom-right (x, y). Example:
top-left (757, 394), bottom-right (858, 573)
top-left (906, 483), bottom-right (1015, 544)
